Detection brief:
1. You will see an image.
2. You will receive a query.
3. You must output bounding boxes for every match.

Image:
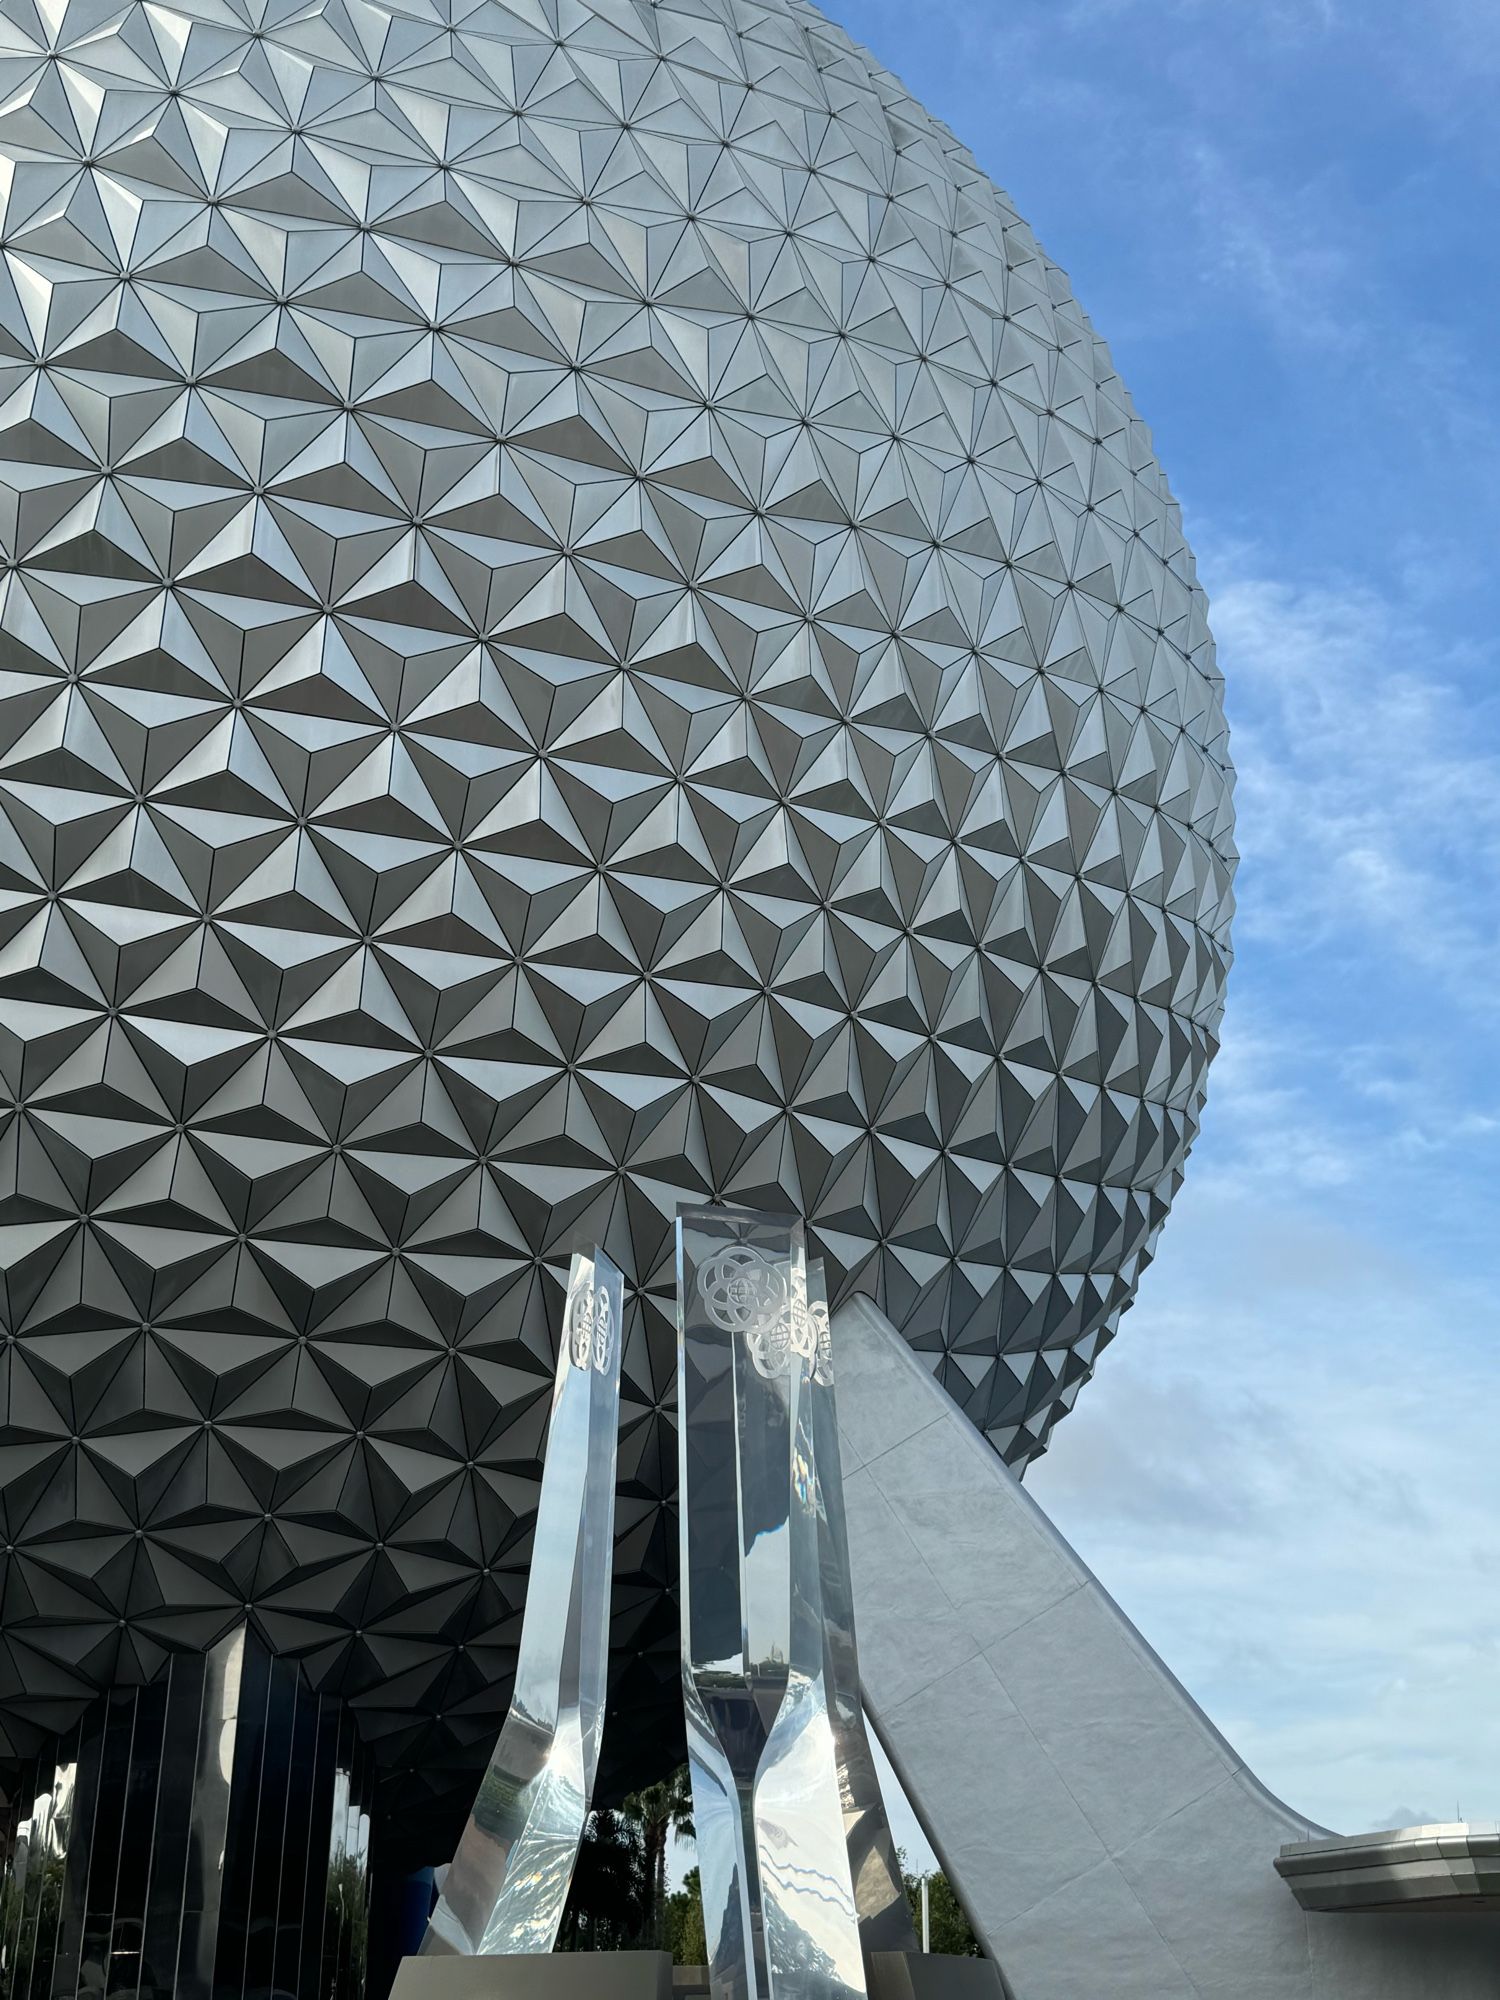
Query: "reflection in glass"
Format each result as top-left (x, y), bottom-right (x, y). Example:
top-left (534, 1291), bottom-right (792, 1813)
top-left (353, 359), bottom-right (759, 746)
top-left (806, 1264), bottom-right (917, 1957)
top-left (677, 1209), bottom-right (866, 2000)
top-left (0, 1629), bottom-right (375, 2000)
top-left (0, 1744), bottom-right (76, 1999)
top-left (423, 1246), bottom-right (624, 1958)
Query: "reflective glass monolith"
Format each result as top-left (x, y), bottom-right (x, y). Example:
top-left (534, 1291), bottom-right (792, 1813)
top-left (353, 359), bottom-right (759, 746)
top-left (677, 1209), bottom-right (865, 2000)
top-left (423, 1247), bottom-right (623, 1957)
top-left (805, 1263), bottom-right (917, 1957)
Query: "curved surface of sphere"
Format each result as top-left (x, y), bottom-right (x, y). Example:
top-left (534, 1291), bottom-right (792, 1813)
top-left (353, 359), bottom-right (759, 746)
top-left (0, 0), bottom-right (1234, 1839)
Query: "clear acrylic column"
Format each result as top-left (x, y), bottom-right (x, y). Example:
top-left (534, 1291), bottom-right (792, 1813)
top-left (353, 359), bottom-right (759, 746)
top-left (677, 1208), bottom-right (866, 2000)
top-left (424, 1246), bottom-right (623, 1957)
top-left (805, 1262), bottom-right (918, 1958)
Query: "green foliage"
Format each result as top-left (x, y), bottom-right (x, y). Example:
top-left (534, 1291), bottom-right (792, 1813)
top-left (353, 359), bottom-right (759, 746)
top-left (560, 1789), bottom-right (981, 1973)
top-left (664, 1864), bottom-right (708, 1966)
top-left (902, 1860), bottom-right (980, 1957)
top-left (326, 1849), bottom-right (371, 1994)
top-left (558, 1808), bottom-right (651, 1952)
top-left (654, 1841), bottom-right (981, 1971)
top-left (620, 1764), bottom-right (695, 1951)
top-left (558, 1765), bottom-right (700, 1955)
top-left (0, 1850), bottom-right (66, 1994)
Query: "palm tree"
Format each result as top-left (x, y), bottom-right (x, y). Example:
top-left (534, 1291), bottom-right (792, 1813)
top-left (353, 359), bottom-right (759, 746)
top-left (560, 1809), bottom-right (650, 1952)
top-left (665, 1865), bottom-right (708, 1966)
top-left (623, 1765), bottom-right (695, 1949)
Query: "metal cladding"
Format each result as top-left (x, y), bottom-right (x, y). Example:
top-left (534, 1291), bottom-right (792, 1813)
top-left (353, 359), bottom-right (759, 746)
top-left (0, 0), bottom-right (1235, 1844)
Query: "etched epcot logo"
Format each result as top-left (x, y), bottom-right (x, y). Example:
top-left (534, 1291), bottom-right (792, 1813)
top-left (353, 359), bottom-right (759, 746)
top-left (698, 1244), bottom-right (795, 1378)
top-left (591, 1287), bottom-right (613, 1376)
top-left (809, 1295), bottom-right (835, 1388)
top-left (568, 1278), bottom-right (612, 1374)
top-left (0, 0), bottom-right (1234, 1839)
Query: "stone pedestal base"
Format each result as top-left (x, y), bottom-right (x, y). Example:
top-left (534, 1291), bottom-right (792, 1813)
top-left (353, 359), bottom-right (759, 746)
top-left (390, 1951), bottom-right (674, 2000)
top-left (866, 1952), bottom-right (1006, 2000)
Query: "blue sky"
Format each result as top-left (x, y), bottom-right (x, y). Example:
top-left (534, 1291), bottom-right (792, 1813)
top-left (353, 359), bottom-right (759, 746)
top-left (830, 0), bottom-right (1500, 1837)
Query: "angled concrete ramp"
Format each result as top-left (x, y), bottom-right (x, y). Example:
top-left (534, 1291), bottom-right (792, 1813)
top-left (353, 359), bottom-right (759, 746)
top-left (834, 1296), bottom-right (1500, 2000)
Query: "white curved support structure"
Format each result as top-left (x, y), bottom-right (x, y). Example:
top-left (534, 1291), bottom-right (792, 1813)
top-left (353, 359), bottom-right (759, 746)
top-left (833, 1296), bottom-right (1500, 2000)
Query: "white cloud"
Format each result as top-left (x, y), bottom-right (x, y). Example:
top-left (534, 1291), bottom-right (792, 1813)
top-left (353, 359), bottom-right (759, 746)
top-left (1030, 549), bottom-right (1500, 1838)
top-left (1032, 1175), bottom-right (1500, 1835)
top-left (830, 0), bottom-right (1500, 1853)
top-left (1184, 145), bottom-right (1359, 351)
top-left (1204, 553), bottom-right (1500, 1012)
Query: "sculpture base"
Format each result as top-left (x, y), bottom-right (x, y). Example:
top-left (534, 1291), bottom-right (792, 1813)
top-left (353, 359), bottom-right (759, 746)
top-left (390, 1951), bottom-right (674, 2000)
top-left (867, 1952), bottom-right (1006, 2000)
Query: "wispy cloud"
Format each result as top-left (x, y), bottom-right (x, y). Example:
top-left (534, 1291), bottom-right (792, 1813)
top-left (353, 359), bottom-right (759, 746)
top-left (1205, 555), bottom-right (1500, 1012)
top-left (831, 0), bottom-right (1500, 1845)
top-left (1184, 145), bottom-right (1360, 351)
top-left (1034, 1175), bottom-right (1500, 1834)
top-left (1034, 545), bottom-right (1500, 1835)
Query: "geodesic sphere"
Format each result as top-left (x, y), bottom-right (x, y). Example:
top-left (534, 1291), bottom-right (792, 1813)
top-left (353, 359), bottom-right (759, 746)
top-left (0, 0), bottom-right (1235, 1839)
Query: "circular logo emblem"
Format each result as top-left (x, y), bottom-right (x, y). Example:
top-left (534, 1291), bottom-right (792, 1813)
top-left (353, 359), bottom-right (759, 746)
top-left (747, 1310), bottom-right (793, 1381)
top-left (788, 1293), bottom-right (817, 1364)
top-left (568, 1280), bottom-right (611, 1373)
top-left (591, 1285), bottom-right (613, 1375)
top-left (811, 1294), bottom-right (834, 1386)
top-left (697, 1245), bottom-right (791, 1379)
